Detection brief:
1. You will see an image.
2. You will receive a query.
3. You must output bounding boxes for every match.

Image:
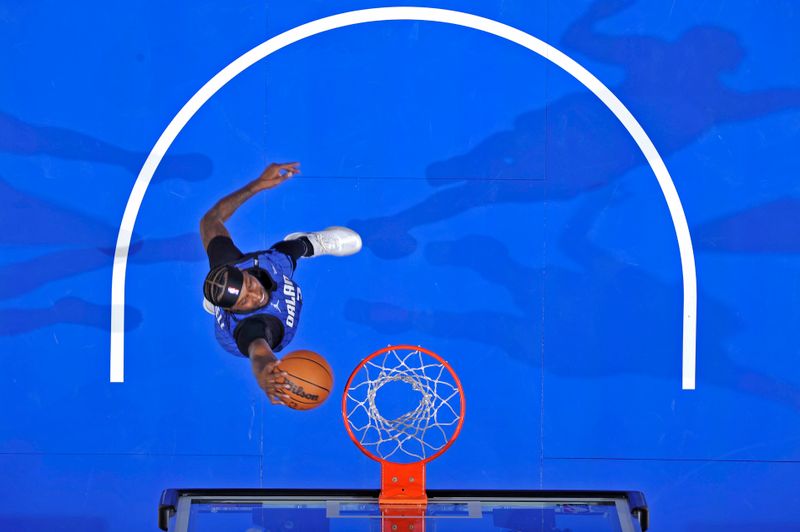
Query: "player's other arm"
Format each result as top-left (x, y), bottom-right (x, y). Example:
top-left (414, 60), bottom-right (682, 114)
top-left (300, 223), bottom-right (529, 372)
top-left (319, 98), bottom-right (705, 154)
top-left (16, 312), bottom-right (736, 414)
top-left (199, 162), bottom-right (301, 249)
top-left (248, 338), bottom-right (291, 405)
top-left (562, 0), bottom-right (659, 66)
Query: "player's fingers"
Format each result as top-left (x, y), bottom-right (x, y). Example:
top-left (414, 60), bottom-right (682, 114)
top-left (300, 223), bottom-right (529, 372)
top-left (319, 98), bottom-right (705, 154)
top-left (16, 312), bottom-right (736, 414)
top-left (267, 173), bottom-right (292, 183)
top-left (269, 382), bottom-right (289, 391)
top-left (267, 368), bottom-right (287, 379)
top-left (269, 365), bottom-right (287, 376)
top-left (268, 395), bottom-right (280, 405)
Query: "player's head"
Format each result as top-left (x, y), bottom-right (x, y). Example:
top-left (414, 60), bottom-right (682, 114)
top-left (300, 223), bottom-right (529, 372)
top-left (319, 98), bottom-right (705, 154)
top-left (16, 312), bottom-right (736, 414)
top-left (203, 265), bottom-right (268, 313)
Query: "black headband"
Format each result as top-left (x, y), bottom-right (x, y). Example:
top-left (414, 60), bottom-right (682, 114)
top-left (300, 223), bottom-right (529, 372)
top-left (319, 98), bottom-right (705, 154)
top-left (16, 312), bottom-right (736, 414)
top-left (203, 265), bottom-right (244, 308)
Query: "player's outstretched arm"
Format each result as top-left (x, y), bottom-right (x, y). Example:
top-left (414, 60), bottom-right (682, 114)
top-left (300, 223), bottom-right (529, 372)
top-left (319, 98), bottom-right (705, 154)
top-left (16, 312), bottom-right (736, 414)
top-left (562, 0), bottom-right (657, 67)
top-left (199, 162), bottom-right (300, 249)
top-left (248, 338), bottom-right (291, 405)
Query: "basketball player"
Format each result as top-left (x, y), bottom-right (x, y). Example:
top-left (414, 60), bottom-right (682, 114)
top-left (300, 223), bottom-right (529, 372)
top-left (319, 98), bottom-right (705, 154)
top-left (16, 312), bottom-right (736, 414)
top-left (200, 162), bottom-right (362, 404)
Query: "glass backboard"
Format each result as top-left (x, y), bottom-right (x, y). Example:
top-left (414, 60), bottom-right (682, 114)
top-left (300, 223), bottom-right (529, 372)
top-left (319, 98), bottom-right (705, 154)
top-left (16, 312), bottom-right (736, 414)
top-left (158, 489), bottom-right (649, 531)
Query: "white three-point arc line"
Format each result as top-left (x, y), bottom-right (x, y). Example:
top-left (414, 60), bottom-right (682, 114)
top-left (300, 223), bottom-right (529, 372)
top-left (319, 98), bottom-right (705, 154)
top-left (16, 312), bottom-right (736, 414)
top-left (110, 7), bottom-right (697, 389)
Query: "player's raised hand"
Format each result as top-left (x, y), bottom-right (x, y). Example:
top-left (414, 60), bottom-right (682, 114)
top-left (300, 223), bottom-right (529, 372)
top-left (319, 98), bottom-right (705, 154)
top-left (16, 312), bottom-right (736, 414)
top-left (253, 162), bottom-right (300, 191)
top-left (259, 360), bottom-right (292, 405)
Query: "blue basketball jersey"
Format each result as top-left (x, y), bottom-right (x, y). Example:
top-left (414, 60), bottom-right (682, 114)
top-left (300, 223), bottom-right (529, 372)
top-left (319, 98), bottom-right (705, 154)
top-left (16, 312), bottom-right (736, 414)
top-left (212, 250), bottom-right (303, 356)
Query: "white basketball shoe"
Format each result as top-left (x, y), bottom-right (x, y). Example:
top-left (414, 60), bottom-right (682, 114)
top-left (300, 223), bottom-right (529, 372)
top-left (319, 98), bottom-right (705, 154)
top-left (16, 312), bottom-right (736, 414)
top-left (284, 226), bottom-right (363, 257)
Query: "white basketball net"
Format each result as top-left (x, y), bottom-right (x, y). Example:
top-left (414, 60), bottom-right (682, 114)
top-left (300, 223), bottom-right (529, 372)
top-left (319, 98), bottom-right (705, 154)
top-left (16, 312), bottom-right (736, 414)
top-left (345, 347), bottom-right (462, 463)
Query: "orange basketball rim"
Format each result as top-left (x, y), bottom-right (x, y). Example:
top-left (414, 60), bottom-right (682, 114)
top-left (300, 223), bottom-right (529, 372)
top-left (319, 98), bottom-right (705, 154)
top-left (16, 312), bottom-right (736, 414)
top-left (342, 344), bottom-right (466, 511)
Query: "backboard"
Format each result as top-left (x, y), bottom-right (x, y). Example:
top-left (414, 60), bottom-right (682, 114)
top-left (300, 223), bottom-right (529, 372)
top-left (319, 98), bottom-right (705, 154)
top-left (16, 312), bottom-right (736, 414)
top-left (158, 488), bottom-right (649, 531)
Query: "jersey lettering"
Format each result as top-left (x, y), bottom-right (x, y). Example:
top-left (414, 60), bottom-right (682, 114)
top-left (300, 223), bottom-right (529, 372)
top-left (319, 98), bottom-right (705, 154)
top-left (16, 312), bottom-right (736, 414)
top-left (284, 275), bottom-right (296, 328)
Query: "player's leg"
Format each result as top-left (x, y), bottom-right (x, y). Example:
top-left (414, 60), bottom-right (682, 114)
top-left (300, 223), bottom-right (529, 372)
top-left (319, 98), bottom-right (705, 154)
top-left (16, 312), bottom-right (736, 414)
top-left (270, 237), bottom-right (313, 270)
top-left (284, 226), bottom-right (362, 258)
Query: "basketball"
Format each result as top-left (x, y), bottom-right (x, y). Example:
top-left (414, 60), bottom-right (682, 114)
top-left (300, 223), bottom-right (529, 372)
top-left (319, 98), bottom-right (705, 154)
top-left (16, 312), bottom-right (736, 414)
top-left (277, 350), bottom-right (334, 410)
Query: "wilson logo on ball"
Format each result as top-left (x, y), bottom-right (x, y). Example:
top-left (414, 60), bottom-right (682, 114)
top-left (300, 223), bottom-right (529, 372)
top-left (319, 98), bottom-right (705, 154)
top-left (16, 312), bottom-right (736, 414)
top-left (285, 380), bottom-right (319, 401)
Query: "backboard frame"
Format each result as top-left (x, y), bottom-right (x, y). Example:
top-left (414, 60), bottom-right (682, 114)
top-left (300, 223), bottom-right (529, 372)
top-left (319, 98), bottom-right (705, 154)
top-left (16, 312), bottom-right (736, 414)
top-left (158, 488), bottom-right (649, 531)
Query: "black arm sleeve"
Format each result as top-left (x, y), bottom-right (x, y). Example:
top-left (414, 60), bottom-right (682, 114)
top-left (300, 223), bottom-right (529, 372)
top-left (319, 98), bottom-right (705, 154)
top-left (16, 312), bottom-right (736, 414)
top-left (207, 236), bottom-right (245, 269)
top-left (233, 315), bottom-right (285, 356)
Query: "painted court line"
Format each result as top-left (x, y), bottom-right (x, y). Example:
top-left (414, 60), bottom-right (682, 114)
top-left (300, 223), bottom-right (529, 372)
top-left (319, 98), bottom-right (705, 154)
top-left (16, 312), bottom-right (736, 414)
top-left (110, 7), bottom-right (697, 389)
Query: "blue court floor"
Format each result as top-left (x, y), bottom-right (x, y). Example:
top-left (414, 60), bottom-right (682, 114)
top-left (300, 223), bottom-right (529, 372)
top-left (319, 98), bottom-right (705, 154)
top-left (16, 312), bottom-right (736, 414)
top-left (1, 1), bottom-right (799, 530)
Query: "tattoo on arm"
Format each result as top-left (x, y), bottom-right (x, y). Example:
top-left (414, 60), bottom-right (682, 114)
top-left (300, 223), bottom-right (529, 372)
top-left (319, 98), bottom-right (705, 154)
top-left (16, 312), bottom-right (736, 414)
top-left (199, 182), bottom-right (260, 249)
top-left (199, 162), bottom-right (299, 250)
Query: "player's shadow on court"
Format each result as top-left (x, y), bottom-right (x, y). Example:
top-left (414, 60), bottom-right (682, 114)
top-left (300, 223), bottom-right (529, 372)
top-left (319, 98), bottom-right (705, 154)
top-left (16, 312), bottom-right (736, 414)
top-left (0, 230), bottom-right (202, 297)
top-left (694, 198), bottom-right (800, 254)
top-left (0, 177), bottom-right (204, 335)
top-left (0, 107), bottom-right (214, 334)
top-left (0, 181), bottom-right (204, 302)
top-left (345, 193), bottom-right (800, 410)
top-left (351, 0), bottom-right (800, 259)
top-left (0, 230), bottom-right (194, 335)
top-left (0, 177), bottom-right (205, 294)
top-left (0, 107), bottom-right (212, 332)
top-left (0, 297), bottom-right (142, 336)
top-left (0, 110), bottom-right (213, 183)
